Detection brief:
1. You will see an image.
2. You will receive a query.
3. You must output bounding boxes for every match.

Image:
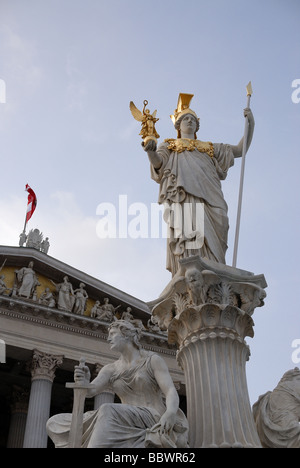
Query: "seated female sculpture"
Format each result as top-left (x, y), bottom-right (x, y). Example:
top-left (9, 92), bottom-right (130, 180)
top-left (46, 320), bottom-right (189, 448)
top-left (253, 367), bottom-right (300, 448)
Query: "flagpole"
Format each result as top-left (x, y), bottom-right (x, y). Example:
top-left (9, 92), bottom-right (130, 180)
top-left (23, 187), bottom-right (29, 234)
top-left (23, 210), bottom-right (28, 234)
top-left (232, 82), bottom-right (252, 268)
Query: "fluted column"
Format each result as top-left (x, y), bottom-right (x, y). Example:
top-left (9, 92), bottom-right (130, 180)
top-left (170, 305), bottom-right (261, 448)
top-left (23, 350), bottom-right (63, 448)
top-left (92, 363), bottom-right (115, 410)
top-left (7, 386), bottom-right (29, 448)
top-left (151, 255), bottom-right (267, 448)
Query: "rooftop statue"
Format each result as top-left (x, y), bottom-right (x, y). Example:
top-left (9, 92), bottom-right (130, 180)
top-left (26, 228), bottom-right (43, 250)
top-left (41, 237), bottom-right (50, 254)
top-left (131, 93), bottom-right (254, 276)
top-left (19, 231), bottom-right (27, 247)
top-left (46, 320), bottom-right (189, 448)
top-left (19, 228), bottom-right (50, 254)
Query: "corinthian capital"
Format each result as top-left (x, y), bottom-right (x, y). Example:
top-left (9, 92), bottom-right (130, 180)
top-left (29, 349), bottom-right (63, 382)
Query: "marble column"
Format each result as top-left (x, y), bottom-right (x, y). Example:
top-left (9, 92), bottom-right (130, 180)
top-left (150, 256), bottom-right (267, 448)
top-left (23, 349), bottom-right (63, 448)
top-left (170, 304), bottom-right (260, 447)
top-left (6, 386), bottom-right (29, 448)
top-left (92, 363), bottom-right (115, 410)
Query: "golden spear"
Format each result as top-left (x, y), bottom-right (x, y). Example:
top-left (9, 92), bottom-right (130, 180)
top-left (232, 82), bottom-right (253, 268)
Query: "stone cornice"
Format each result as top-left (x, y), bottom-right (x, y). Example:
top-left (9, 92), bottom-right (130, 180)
top-left (0, 294), bottom-right (175, 356)
top-left (0, 245), bottom-right (151, 318)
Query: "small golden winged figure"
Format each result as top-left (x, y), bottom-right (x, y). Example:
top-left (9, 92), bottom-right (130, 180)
top-left (129, 100), bottom-right (160, 144)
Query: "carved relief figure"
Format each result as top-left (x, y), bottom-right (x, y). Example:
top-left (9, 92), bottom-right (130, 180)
top-left (51, 276), bottom-right (75, 312)
top-left (185, 268), bottom-right (206, 306)
top-left (253, 367), bottom-right (300, 448)
top-left (183, 266), bottom-right (266, 315)
top-left (121, 307), bottom-right (145, 330)
top-left (95, 297), bottom-right (118, 321)
top-left (142, 93), bottom-right (254, 275)
top-left (38, 287), bottom-right (56, 308)
top-left (15, 261), bottom-right (40, 299)
top-left (0, 275), bottom-right (10, 295)
top-left (147, 315), bottom-right (166, 335)
top-left (73, 283), bottom-right (88, 315)
top-left (46, 320), bottom-right (189, 448)
top-left (90, 300), bottom-right (101, 318)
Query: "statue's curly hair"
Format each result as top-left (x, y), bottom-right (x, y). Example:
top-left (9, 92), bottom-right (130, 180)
top-left (108, 320), bottom-right (142, 349)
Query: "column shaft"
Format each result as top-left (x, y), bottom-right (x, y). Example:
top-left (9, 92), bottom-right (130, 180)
top-left (22, 349), bottom-right (63, 448)
top-left (178, 334), bottom-right (260, 448)
top-left (23, 379), bottom-right (52, 448)
top-left (7, 410), bottom-right (27, 448)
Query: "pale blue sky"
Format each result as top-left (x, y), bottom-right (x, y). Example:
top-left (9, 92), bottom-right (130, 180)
top-left (0, 0), bottom-right (300, 405)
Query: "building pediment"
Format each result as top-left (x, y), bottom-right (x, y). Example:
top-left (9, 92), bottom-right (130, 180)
top-left (0, 245), bottom-right (150, 320)
top-left (0, 245), bottom-right (178, 362)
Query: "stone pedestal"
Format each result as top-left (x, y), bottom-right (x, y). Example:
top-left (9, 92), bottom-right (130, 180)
top-left (149, 256), bottom-right (267, 448)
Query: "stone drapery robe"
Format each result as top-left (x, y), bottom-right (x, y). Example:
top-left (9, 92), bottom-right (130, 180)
top-left (253, 380), bottom-right (300, 448)
top-left (150, 139), bottom-right (235, 275)
top-left (46, 353), bottom-right (189, 448)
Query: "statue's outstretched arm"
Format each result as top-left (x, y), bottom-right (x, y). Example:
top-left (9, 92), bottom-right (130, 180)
top-left (231, 108), bottom-right (255, 158)
top-left (142, 139), bottom-right (163, 170)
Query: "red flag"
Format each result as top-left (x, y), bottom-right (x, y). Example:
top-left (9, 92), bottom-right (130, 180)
top-left (25, 184), bottom-right (37, 223)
